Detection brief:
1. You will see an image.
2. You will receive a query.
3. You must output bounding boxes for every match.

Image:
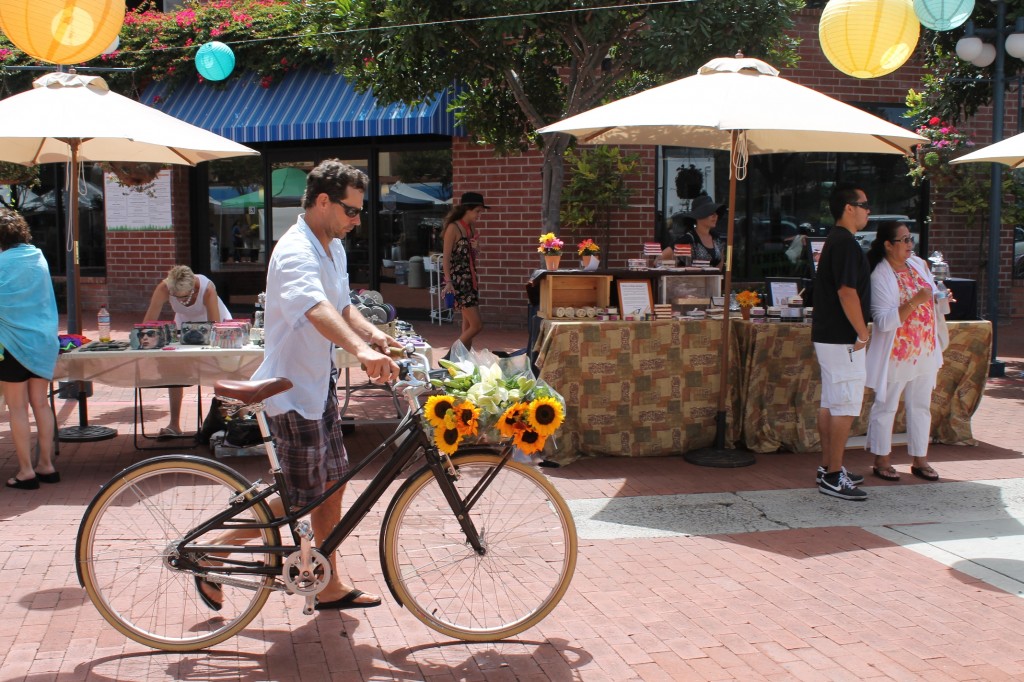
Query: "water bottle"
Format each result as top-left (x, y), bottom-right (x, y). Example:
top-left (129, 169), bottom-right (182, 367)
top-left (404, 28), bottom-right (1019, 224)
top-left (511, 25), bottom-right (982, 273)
top-left (98, 306), bottom-right (111, 342)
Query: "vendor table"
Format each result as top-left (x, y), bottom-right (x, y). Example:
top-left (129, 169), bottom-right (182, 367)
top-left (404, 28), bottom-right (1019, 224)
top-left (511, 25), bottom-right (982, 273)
top-left (735, 319), bottom-right (991, 453)
top-left (534, 319), bottom-right (741, 462)
top-left (55, 343), bottom-right (431, 427)
top-left (534, 319), bottom-right (990, 464)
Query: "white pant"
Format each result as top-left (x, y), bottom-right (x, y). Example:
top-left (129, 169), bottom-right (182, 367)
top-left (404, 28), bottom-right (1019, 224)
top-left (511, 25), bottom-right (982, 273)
top-left (867, 373), bottom-right (936, 458)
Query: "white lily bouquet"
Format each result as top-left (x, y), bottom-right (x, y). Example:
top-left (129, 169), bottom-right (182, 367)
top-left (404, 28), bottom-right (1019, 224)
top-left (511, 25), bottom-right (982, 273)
top-left (423, 342), bottom-right (566, 456)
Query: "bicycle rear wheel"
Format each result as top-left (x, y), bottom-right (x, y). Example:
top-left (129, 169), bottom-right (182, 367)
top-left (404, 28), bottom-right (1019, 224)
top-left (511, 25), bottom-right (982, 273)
top-left (381, 449), bottom-right (577, 641)
top-left (76, 456), bottom-right (280, 651)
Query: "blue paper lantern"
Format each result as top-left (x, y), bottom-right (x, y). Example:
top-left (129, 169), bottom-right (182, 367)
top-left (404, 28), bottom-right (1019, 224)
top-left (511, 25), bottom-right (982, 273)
top-left (195, 41), bottom-right (235, 81)
top-left (913, 0), bottom-right (974, 31)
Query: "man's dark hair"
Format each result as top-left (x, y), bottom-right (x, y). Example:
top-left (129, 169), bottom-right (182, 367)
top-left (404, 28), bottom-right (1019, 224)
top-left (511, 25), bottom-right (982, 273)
top-left (302, 159), bottom-right (369, 209)
top-left (829, 183), bottom-right (864, 222)
top-left (0, 208), bottom-right (32, 250)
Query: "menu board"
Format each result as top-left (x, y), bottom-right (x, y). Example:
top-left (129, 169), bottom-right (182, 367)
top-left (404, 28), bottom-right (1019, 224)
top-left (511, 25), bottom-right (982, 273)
top-left (617, 280), bottom-right (654, 316)
top-left (104, 170), bottom-right (173, 231)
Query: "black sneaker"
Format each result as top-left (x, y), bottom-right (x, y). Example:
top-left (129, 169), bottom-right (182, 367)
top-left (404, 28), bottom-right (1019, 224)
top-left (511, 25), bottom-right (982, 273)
top-left (816, 466), bottom-right (864, 486)
top-left (818, 470), bottom-right (867, 500)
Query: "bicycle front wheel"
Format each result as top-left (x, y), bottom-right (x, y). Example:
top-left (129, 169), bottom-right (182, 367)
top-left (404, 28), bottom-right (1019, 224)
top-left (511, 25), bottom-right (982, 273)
top-left (381, 449), bottom-right (577, 641)
top-left (76, 456), bottom-right (280, 651)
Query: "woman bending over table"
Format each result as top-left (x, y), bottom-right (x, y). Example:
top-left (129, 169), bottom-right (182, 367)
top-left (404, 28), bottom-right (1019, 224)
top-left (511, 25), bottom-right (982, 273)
top-left (143, 265), bottom-right (230, 438)
top-left (864, 220), bottom-right (947, 482)
top-left (1, 208), bottom-right (60, 490)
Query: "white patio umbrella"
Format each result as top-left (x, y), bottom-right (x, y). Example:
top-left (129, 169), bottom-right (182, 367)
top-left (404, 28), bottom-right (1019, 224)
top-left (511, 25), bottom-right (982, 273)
top-left (539, 55), bottom-right (926, 463)
top-left (0, 72), bottom-right (258, 334)
top-left (0, 71), bottom-right (258, 441)
top-left (950, 131), bottom-right (1024, 167)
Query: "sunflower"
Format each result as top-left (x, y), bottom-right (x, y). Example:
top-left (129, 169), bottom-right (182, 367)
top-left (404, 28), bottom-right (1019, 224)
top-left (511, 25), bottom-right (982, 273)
top-left (433, 426), bottom-right (462, 455)
top-left (424, 395), bottom-right (456, 429)
top-left (527, 396), bottom-right (564, 436)
top-left (496, 402), bottom-right (529, 439)
top-left (513, 428), bottom-right (546, 454)
top-left (454, 400), bottom-right (480, 436)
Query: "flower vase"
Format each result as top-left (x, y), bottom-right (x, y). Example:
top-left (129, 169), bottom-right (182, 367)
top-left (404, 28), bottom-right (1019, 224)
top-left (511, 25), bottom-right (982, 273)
top-left (545, 254), bottom-right (562, 270)
top-left (741, 306), bottom-right (751, 321)
top-left (581, 254), bottom-right (594, 269)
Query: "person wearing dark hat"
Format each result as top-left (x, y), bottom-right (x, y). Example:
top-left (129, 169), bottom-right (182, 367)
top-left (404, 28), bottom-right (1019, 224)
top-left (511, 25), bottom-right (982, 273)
top-left (441, 192), bottom-right (490, 352)
top-left (661, 193), bottom-right (726, 268)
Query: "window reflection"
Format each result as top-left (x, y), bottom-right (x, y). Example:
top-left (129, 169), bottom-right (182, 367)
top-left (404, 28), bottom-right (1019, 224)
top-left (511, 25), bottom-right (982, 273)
top-left (657, 147), bottom-right (923, 280)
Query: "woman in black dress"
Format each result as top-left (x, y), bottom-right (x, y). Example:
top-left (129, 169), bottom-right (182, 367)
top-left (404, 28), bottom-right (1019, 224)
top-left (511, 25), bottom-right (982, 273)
top-left (661, 194), bottom-right (725, 268)
top-left (441, 192), bottom-right (490, 351)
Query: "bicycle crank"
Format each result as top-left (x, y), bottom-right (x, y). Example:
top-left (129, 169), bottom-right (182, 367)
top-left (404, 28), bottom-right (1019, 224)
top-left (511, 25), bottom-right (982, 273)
top-left (282, 521), bottom-right (332, 615)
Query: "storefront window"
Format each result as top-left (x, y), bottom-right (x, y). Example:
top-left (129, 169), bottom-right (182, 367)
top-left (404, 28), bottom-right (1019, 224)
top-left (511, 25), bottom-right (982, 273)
top-left (657, 147), bottom-right (924, 281)
top-left (376, 148), bottom-right (452, 301)
top-left (207, 156), bottom-right (265, 272)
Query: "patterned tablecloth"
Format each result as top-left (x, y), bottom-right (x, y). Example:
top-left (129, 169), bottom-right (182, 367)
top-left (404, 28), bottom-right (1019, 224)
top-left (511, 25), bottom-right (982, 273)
top-left (734, 319), bottom-right (992, 453)
top-left (535, 319), bottom-right (990, 464)
top-left (534, 319), bottom-right (742, 464)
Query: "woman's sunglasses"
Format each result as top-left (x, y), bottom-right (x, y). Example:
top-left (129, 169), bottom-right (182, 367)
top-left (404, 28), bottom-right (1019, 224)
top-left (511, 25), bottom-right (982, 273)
top-left (889, 236), bottom-right (914, 245)
top-left (140, 330), bottom-right (160, 338)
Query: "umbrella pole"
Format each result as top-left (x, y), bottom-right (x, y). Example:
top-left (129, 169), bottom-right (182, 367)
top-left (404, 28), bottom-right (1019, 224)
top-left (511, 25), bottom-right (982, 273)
top-left (59, 141), bottom-right (118, 443)
top-left (684, 130), bottom-right (754, 468)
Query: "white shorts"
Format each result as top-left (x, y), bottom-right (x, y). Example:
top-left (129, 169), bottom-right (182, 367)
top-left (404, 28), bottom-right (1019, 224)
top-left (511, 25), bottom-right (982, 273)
top-left (814, 342), bottom-right (866, 417)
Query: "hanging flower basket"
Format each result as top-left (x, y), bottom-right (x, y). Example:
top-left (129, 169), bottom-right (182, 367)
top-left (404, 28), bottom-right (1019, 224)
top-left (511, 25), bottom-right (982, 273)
top-left (0, 161), bottom-right (39, 186)
top-left (102, 161), bottom-right (164, 188)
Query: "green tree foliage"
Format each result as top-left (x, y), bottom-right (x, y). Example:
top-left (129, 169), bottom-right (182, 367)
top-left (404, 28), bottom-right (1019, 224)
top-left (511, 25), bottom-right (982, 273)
top-left (559, 145), bottom-right (639, 262)
top-left (296, 0), bottom-right (801, 228)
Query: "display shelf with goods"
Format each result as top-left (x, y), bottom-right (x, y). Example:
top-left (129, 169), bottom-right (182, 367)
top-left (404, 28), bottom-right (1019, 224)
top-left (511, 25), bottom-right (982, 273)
top-left (539, 275), bottom-right (613, 319)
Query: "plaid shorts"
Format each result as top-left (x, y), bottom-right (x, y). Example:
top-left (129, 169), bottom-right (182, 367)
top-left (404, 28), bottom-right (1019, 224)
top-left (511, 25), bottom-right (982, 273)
top-left (267, 377), bottom-right (349, 509)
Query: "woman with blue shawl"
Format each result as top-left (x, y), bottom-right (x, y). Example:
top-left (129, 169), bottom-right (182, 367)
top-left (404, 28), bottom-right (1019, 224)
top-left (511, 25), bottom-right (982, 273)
top-left (0, 208), bottom-right (60, 490)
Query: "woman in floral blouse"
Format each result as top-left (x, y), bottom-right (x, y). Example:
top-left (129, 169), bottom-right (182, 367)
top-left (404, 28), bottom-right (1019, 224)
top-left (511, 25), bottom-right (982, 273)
top-left (864, 220), bottom-right (948, 482)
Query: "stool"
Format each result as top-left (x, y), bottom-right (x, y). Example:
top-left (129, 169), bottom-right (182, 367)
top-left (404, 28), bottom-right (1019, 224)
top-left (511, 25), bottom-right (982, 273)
top-left (133, 384), bottom-right (204, 450)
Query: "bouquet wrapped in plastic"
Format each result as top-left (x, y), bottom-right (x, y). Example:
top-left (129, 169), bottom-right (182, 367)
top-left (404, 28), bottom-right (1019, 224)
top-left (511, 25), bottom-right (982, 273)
top-left (423, 341), bottom-right (566, 458)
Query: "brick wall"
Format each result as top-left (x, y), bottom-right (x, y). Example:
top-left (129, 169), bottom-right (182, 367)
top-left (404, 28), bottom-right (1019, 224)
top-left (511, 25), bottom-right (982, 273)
top-left (452, 140), bottom-right (655, 329)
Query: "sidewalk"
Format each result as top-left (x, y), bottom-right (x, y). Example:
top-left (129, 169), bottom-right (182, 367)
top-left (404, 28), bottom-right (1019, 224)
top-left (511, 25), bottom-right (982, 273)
top-left (1, 314), bottom-right (1024, 680)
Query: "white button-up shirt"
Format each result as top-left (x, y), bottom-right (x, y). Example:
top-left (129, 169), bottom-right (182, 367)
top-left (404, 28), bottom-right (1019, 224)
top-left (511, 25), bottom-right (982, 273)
top-left (251, 215), bottom-right (349, 419)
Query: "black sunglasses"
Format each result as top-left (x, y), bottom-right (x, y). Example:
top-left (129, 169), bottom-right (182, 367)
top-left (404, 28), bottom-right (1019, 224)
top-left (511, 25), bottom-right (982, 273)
top-left (848, 201), bottom-right (870, 210)
top-left (140, 330), bottom-right (160, 338)
top-left (889, 236), bottom-right (914, 244)
top-left (332, 199), bottom-right (363, 218)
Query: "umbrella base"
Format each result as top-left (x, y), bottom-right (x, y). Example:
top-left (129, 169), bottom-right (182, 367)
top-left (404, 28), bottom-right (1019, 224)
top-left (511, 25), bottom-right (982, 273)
top-left (684, 446), bottom-right (756, 468)
top-left (59, 425), bottom-right (118, 443)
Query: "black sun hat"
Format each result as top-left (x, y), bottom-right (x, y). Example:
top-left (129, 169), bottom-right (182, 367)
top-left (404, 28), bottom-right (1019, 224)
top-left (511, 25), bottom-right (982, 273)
top-left (682, 194), bottom-right (724, 219)
top-left (459, 191), bottom-right (491, 209)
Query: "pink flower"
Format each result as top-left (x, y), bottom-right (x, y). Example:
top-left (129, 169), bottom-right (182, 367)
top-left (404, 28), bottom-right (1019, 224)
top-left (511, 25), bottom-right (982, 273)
top-left (176, 9), bottom-right (196, 27)
top-left (210, 28), bottom-right (222, 37)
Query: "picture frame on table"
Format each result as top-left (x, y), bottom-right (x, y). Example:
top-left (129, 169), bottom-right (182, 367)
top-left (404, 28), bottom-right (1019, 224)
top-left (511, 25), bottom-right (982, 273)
top-left (617, 279), bottom-right (654, 317)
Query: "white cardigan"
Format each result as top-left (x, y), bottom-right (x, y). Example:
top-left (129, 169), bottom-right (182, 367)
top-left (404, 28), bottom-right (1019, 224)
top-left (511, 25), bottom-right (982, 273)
top-left (864, 255), bottom-right (944, 403)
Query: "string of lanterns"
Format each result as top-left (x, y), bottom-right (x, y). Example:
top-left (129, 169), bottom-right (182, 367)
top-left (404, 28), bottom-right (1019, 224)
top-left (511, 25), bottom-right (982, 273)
top-left (0, 0), bottom-right (234, 80)
top-left (820, 0), bottom-right (975, 78)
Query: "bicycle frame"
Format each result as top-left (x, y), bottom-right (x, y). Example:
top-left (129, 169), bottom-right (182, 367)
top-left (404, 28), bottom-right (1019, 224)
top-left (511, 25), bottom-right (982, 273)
top-left (175, 353), bottom-right (511, 584)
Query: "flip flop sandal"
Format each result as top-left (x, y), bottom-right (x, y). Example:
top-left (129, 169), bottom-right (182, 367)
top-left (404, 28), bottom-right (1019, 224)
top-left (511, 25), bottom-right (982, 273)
top-left (314, 588), bottom-right (382, 611)
top-left (36, 471), bottom-right (61, 484)
top-left (194, 576), bottom-right (223, 611)
top-left (6, 476), bottom-right (40, 490)
top-left (158, 427), bottom-right (184, 439)
top-left (911, 466), bottom-right (940, 481)
top-left (872, 466), bottom-right (901, 481)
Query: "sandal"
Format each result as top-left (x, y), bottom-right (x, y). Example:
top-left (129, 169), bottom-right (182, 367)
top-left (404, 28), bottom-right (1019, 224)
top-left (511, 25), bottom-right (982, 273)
top-left (6, 475), bottom-right (40, 490)
top-left (158, 427), bottom-right (184, 439)
top-left (872, 466), bottom-right (900, 481)
top-left (36, 471), bottom-right (60, 484)
top-left (911, 465), bottom-right (940, 481)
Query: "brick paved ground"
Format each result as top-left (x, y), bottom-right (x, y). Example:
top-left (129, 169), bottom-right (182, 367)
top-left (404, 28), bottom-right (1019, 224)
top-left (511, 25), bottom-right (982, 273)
top-left (2, 314), bottom-right (1023, 681)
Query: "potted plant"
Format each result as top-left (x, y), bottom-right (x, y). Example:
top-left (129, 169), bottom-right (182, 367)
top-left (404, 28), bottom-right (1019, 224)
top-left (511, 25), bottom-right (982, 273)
top-left (102, 161), bottom-right (165, 193)
top-left (577, 238), bottom-right (600, 269)
top-left (735, 290), bottom-right (760, 320)
top-left (537, 232), bottom-right (564, 270)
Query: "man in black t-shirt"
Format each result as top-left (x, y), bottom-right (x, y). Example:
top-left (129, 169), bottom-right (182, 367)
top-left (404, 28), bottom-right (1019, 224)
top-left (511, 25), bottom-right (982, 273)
top-left (811, 184), bottom-right (872, 501)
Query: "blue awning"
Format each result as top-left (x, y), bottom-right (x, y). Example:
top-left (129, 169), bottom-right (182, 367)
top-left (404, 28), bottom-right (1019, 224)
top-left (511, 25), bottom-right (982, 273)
top-left (143, 70), bottom-right (460, 143)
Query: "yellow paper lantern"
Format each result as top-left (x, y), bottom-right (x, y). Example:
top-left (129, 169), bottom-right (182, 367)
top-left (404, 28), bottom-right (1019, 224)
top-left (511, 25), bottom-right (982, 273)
top-left (819, 0), bottom-right (921, 79)
top-left (0, 0), bottom-right (125, 65)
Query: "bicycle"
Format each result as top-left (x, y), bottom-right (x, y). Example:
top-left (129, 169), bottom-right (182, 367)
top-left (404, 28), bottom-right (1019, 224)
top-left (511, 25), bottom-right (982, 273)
top-left (75, 350), bottom-right (578, 652)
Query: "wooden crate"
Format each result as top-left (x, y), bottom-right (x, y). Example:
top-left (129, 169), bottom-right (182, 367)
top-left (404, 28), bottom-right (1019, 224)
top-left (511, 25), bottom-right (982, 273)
top-left (539, 274), bottom-right (613, 318)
